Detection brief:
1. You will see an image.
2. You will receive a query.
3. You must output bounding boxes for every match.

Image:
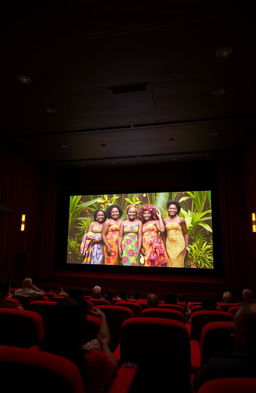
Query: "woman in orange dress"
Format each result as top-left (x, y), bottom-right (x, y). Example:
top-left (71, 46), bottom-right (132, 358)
top-left (139, 204), bottom-right (168, 267)
top-left (164, 200), bottom-right (189, 268)
top-left (102, 204), bottom-right (123, 265)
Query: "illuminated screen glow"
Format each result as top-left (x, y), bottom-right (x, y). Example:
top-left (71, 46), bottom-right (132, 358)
top-left (67, 190), bottom-right (214, 269)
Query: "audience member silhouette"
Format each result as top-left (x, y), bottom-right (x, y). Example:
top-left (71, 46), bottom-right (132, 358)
top-left (91, 285), bottom-right (103, 299)
top-left (194, 302), bottom-right (256, 391)
top-left (41, 299), bottom-right (116, 393)
top-left (146, 293), bottom-right (159, 307)
top-left (201, 297), bottom-right (217, 310)
top-left (242, 288), bottom-right (254, 303)
top-left (222, 290), bottom-right (233, 303)
top-left (164, 291), bottom-right (178, 304)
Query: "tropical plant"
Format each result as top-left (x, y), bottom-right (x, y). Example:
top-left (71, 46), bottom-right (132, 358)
top-left (69, 196), bottom-right (101, 230)
top-left (124, 195), bottom-right (141, 206)
top-left (188, 240), bottom-right (214, 269)
top-left (67, 236), bottom-right (83, 263)
top-left (179, 190), bottom-right (211, 212)
top-left (154, 192), bottom-right (170, 216)
top-left (96, 194), bottom-right (120, 210)
top-left (180, 208), bottom-right (212, 237)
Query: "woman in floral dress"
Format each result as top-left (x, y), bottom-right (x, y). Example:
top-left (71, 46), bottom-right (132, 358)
top-left (139, 204), bottom-right (168, 267)
top-left (102, 204), bottom-right (123, 265)
top-left (119, 205), bottom-right (142, 266)
top-left (80, 209), bottom-right (106, 264)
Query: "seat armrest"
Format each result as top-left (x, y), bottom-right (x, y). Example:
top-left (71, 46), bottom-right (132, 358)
top-left (105, 362), bottom-right (138, 393)
top-left (190, 339), bottom-right (200, 372)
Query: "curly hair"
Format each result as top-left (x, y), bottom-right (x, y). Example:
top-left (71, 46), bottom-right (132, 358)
top-left (105, 204), bottom-right (123, 219)
top-left (126, 204), bottom-right (139, 215)
top-left (166, 200), bottom-right (181, 214)
top-left (138, 204), bottom-right (158, 222)
top-left (93, 209), bottom-right (106, 221)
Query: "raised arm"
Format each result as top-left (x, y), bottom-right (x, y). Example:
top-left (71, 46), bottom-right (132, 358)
top-left (155, 210), bottom-right (165, 232)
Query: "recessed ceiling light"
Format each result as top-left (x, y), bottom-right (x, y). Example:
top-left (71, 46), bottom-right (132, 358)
top-left (216, 47), bottom-right (232, 58)
top-left (17, 74), bottom-right (32, 84)
top-left (46, 107), bottom-right (57, 114)
top-left (212, 88), bottom-right (225, 96)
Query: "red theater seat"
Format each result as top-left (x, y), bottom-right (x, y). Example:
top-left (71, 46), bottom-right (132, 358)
top-left (159, 303), bottom-right (186, 313)
top-left (115, 301), bottom-right (142, 316)
top-left (197, 377), bottom-right (256, 393)
top-left (88, 298), bottom-right (111, 306)
top-left (92, 305), bottom-right (134, 351)
top-left (0, 345), bottom-right (85, 393)
top-left (191, 321), bottom-right (234, 371)
top-left (116, 317), bottom-right (191, 393)
top-left (29, 300), bottom-right (57, 323)
top-left (228, 305), bottom-right (241, 316)
top-left (190, 310), bottom-right (233, 341)
top-left (141, 307), bottom-right (185, 322)
top-left (0, 308), bottom-right (44, 347)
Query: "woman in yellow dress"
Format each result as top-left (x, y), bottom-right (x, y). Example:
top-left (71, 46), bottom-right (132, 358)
top-left (164, 200), bottom-right (189, 268)
top-left (139, 204), bottom-right (168, 267)
top-left (102, 204), bottom-right (123, 265)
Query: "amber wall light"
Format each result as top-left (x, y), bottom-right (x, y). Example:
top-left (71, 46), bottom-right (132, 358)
top-left (252, 213), bottom-right (256, 233)
top-left (20, 214), bottom-right (26, 232)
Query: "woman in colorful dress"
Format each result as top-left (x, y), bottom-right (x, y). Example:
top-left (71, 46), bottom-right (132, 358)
top-left (102, 204), bottom-right (123, 265)
top-left (80, 209), bottom-right (106, 264)
top-left (164, 200), bottom-right (189, 268)
top-left (119, 204), bottom-right (142, 266)
top-left (139, 204), bottom-right (168, 267)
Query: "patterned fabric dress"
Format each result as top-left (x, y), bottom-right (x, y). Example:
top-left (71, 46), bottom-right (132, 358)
top-left (165, 221), bottom-right (185, 267)
top-left (104, 223), bottom-right (121, 265)
top-left (80, 223), bottom-right (104, 264)
top-left (121, 223), bottom-right (139, 266)
top-left (142, 222), bottom-right (168, 267)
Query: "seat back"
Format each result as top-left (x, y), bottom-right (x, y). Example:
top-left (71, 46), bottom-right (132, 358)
top-left (115, 301), bottom-right (142, 316)
top-left (88, 298), bottom-right (111, 306)
top-left (141, 307), bottom-right (185, 322)
top-left (120, 317), bottom-right (191, 393)
top-left (29, 301), bottom-right (57, 324)
top-left (86, 314), bottom-right (101, 342)
top-left (0, 308), bottom-right (44, 347)
top-left (197, 377), bottom-right (256, 393)
top-left (190, 310), bottom-right (233, 341)
top-left (200, 321), bottom-right (234, 364)
top-left (0, 345), bottom-right (85, 393)
top-left (93, 305), bottom-right (134, 351)
top-left (159, 303), bottom-right (186, 313)
top-left (228, 305), bottom-right (241, 316)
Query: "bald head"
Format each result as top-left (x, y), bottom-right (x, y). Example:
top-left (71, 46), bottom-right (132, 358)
top-left (147, 293), bottom-right (159, 307)
top-left (92, 285), bottom-right (102, 298)
top-left (234, 302), bottom-right (256, 350)
top-left (242, 288), bottom-right (254, 303)
top-left (22, 278), bottom-right (33, 288)
top-left (222, 290), bottom-right (233, 302)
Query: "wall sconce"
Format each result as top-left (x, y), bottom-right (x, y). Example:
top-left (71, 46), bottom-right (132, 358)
top-left (252, 213), bottom-right (256, 233)
top-left (20, 214), bottom-right (26, 232)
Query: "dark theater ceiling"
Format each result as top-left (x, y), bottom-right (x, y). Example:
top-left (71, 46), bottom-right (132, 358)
top-left (1, 0), bottom-right (256, 168)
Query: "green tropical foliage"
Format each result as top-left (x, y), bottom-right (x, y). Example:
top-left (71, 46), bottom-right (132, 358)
top-left (187, 240), bottom-right (214, 269)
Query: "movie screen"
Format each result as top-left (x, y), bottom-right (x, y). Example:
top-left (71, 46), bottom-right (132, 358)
top-left (67, 190), bottom-right (214, 269)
